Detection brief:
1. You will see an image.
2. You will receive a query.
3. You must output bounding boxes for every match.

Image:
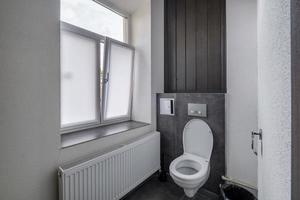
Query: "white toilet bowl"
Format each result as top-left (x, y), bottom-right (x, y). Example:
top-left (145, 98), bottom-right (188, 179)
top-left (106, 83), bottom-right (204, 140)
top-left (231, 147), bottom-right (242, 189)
top-left (169, 119), bottom-right (213, 198)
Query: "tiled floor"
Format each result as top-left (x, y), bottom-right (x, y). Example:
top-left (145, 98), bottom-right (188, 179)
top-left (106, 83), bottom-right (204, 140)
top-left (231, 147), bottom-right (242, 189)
top-left (123, 175), bottom-right (220, 200)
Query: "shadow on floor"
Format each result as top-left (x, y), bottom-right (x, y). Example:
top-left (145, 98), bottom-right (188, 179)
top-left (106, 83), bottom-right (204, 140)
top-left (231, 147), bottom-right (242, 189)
top-left (123, 174), bottom-right (220, 200)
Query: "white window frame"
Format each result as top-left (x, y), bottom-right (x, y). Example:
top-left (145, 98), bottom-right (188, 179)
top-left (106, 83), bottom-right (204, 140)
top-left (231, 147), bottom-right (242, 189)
top-left (60, 22), bottom-right (103, 133)
top-left (101, 39), bottom-right (135, 125)
top-left (60, 22), bottom-right (135, 134)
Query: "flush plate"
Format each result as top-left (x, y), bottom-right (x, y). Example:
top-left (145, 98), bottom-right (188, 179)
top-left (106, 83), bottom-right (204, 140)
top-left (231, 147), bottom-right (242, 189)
top-left (188, 103), bottom-right (207, 117)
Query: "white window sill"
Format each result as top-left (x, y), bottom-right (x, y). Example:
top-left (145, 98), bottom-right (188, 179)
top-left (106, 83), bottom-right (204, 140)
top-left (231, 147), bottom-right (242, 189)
top-left (61, 121), bottom-right (149, 149)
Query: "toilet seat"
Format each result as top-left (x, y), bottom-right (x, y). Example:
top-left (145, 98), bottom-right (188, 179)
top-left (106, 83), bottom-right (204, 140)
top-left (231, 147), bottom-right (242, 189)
top-left (183, 119), bottom-right (213, 160)
top-left (169, 119), bottom-right (213, 197)
top-left (170, 154), bottom-right (209, 181)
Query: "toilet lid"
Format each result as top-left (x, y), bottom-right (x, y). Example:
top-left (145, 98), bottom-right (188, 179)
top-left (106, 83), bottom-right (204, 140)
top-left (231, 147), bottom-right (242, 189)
top-left (183, 119), bottom-right (213, 160)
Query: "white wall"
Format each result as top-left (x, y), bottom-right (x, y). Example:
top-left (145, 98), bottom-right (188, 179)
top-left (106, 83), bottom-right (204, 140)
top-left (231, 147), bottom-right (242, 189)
top-left (151, 0), bottom-right (164, 128)
top-left (125, 0), bottom-right (164, 128)
top-left (226, 0), bottom-right (258, 187)
top-left (0, 1), bottom-right (61, 199)
top-left (131, 0), bottom-right (152, 123)
top-left (257, 0), bottom-right (291, 199)
top-left (0, 0), bottom-right (161, 199)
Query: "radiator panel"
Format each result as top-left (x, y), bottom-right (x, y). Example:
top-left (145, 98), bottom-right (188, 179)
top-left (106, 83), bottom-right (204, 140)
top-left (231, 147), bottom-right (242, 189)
top-left (59, 132), bottom-right (160, 200)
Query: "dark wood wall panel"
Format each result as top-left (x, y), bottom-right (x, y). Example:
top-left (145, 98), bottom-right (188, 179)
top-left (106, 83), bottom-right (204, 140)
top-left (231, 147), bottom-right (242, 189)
top-left (186, 0), bottom-right (196, 92)
top-left (176, 0), bottom-right (186, 92)
top-left (196, 0), bottom-right (208, 92)
top-left (165, 0), bottom-right (177, 92)
top-left (207, 0), bottom-right (222, 92)
top-left (220, 0), bottom-right (226, 92)
top-left (165, 0), bottom-right (226, 93)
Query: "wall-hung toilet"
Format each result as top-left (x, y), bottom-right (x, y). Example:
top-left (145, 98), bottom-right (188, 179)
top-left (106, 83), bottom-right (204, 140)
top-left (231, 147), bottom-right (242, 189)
top-left (169, 119), bottom-right (213, 198)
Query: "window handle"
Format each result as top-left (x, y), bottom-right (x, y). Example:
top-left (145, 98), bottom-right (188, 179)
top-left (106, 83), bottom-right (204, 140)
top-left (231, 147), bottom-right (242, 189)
top-left (104, 72), bottom-right (109, 84)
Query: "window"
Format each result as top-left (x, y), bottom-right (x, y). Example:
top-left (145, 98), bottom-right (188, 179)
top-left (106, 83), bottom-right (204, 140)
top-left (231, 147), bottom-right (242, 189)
top-left (60, 0), bottom-right (134, 133)
top-left (102, 40), bottom-right (134, 123)
top-left (61, 0), bottom-right (127, 42)
top-left (60, 28), bottom-right (100, 128)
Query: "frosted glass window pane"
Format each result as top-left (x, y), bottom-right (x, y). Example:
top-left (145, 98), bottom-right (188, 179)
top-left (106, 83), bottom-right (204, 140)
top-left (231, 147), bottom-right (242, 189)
top-left (61, 0), bottom-right (124, 42)
top-left (61, 30), bottom-right (97, 126)
top-left (104, 43), bottom-right (134, 119)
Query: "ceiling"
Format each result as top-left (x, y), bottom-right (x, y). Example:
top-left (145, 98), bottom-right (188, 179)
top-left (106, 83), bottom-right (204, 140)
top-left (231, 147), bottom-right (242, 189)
top-left (105, 0), bottom-right (147, 14)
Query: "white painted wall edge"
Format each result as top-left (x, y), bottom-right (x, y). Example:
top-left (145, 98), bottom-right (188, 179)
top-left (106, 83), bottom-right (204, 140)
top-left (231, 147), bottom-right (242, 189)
top-left (226, 0), bottom-right (258, 188)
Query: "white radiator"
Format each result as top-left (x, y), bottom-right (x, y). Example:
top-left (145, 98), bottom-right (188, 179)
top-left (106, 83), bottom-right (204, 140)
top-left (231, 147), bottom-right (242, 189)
top-left (58, 132), bottom-right (160, 200)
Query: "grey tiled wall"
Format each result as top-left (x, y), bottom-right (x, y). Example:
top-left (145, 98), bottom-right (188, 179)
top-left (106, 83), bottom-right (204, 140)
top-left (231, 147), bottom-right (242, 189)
top-left (157, 93), bottom-right (225, 194)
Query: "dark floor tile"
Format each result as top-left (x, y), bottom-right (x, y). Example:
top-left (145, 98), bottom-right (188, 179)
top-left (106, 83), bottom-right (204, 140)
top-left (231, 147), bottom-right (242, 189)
top-left (124, 175), bottom-right (219, 200)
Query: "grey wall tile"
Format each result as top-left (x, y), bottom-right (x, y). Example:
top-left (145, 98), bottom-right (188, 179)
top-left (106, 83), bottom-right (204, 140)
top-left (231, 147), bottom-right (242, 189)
top-left (157, 93), bottom-right (225, 194)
